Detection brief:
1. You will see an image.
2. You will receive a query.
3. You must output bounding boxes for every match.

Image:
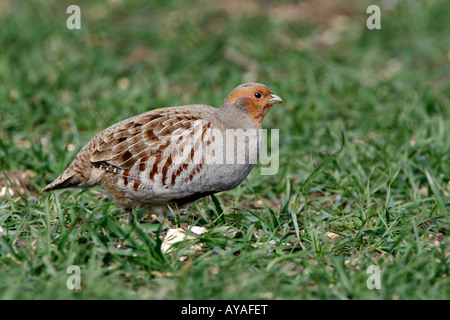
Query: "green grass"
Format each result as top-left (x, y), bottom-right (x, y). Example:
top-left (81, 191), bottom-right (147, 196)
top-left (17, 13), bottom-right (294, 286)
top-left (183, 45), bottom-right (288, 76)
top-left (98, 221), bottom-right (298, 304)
top-left (0, 0), bottom-right (448, 299)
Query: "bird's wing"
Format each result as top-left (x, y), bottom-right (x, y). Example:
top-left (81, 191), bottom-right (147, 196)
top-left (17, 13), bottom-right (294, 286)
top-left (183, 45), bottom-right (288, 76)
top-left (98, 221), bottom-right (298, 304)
top-left (89, 107), bottom-right (214, 180)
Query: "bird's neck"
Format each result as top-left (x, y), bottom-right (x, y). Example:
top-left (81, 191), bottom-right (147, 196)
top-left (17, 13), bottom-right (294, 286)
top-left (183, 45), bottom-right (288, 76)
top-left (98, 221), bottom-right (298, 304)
top-left (216, 102), bottom-right (261, 130)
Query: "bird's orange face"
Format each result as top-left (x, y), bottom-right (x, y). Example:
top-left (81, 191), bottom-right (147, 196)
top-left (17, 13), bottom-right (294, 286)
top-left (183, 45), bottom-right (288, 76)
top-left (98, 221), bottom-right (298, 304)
top-left (225, 85), bottom-right (283, 128)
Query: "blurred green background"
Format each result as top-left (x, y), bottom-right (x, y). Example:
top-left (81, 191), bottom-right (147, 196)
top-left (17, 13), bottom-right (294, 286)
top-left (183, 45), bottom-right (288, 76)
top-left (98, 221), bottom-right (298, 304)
top-left (0, 0), bottom-right (448, 299)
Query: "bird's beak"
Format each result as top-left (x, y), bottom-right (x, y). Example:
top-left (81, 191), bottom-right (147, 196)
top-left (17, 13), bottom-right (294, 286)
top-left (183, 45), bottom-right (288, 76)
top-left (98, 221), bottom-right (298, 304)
top-left (268, 94), bottom-right (283, 104)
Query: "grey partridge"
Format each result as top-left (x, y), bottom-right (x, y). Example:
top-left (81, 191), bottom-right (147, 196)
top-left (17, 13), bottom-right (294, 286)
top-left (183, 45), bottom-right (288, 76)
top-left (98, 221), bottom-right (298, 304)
top-left (42, 83), bottom-right (283, 220)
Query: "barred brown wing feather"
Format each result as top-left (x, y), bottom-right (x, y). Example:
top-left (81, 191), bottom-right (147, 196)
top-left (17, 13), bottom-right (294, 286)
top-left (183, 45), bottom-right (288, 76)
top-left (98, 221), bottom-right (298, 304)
top-left (89, 110), bottom-right (204, 174)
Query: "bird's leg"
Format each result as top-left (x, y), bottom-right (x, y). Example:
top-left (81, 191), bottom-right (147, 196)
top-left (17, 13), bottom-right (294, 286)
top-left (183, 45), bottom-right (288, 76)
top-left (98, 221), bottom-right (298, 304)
top-left (159, 205), bottom-right (179, 229)
top-left (160, 216), bottom-right (175, 229)
top-left (122, 207), bottom-right (133, 224)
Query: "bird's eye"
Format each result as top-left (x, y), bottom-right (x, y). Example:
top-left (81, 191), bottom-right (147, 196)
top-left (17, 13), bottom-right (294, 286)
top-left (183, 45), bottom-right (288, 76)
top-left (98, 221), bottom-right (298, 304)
top-left (254, 92), bottom-right (262, 99)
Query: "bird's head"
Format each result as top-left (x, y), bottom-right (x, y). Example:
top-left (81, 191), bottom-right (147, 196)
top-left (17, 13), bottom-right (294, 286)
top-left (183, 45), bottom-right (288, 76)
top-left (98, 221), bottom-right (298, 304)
top-left (220, 83), bottom-right (283, 128)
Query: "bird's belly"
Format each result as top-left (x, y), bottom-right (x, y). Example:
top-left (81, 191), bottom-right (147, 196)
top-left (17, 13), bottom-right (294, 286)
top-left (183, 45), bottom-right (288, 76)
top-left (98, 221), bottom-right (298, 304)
top-left (112, 127), bottom-right (260, 205)
top-left (118, 162), bottom-right (255, 204)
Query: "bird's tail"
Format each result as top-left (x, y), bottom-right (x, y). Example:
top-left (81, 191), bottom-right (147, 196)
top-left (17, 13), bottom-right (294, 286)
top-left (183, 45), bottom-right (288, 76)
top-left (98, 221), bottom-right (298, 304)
top-left (41, 169), bottom-right (83, 192)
